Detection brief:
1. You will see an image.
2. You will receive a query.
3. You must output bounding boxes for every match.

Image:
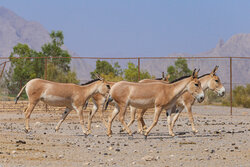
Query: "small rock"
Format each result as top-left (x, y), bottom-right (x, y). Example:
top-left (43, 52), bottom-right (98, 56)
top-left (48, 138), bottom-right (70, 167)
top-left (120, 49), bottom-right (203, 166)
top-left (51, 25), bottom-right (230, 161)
top-left (12, 150), bottom-right (17, 154)
top-left (115, 148), bottom-right (120, 152)
top-left (34, 122), bottom-right (42, 128)
top-left (142, 155), bottom-right (156, 161)
top-left (16, 140), bottom-right (26, 144)
top-left (59, 155), bottom-right (64, 159)
top-left (83, 162), bottom-right (90, 166)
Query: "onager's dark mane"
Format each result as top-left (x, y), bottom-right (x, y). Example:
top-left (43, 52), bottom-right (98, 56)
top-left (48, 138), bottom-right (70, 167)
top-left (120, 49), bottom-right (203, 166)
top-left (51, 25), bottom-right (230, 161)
top-left (198, 73), bottom-right (210, 79)
top-left (155, 77), bottom-right (164, 80)
top-left (170, 75), bottom-right (191, 84)
top-left (81, 78), bottom-right (101, 86)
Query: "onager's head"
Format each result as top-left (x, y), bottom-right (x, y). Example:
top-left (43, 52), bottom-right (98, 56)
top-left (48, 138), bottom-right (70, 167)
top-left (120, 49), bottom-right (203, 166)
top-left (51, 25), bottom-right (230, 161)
top-left (207, 66), bottom-right (225, 97)
top-left (97, 80), bottom-right (110, 95)
top-left (187, 69), bottom-right (204, 103)
top-left (94, 75), bottom-right (111, 95)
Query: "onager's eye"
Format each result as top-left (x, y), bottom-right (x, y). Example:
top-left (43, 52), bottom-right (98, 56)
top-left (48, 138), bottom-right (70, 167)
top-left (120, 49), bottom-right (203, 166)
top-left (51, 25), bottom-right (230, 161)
top-left (215, 80), bottom-right (219, 83)
top-left (195, 83), bottom-right (199, 87)
top-left (106, 85), bottom-right (111, 89)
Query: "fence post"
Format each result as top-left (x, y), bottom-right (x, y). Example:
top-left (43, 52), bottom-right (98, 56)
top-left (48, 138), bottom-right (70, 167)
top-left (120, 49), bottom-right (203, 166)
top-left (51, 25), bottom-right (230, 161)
top-left (138, 58), bottom-right (140, 81)
top-left (0, 62), bottom-right (6, 79)
top-left (230, 57), bottom-right (232, 115)
top-left (44, 57), bottom-right (48, 112)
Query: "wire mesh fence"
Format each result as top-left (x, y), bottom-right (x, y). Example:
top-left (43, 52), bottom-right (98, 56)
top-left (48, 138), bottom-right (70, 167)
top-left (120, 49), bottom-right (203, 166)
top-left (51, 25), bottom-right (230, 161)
top-left (0, 56), bottom-right (249, 115)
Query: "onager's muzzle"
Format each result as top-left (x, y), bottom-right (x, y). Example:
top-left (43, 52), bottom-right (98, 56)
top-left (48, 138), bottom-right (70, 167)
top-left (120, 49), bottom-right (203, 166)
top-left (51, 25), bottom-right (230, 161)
top-left (196, 92), bottom-right (205, 103)
top-left (216, 86), bottom-right (225, 97)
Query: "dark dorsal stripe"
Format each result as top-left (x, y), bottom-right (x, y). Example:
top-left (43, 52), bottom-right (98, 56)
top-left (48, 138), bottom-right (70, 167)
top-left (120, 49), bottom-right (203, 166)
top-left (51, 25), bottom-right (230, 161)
top-left (81, 78), bottom-right (101, 86)
top-left (170, 75), bottom-right (191, 84)
top-left (198, 73), bottom-right (210, 79)
top-left (155, 77), bottom-right (164, 80)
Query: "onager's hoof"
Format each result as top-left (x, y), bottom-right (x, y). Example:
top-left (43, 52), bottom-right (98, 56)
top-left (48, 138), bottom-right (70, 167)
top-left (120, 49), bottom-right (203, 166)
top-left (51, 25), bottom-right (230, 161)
top-left (83, 133), bottom-right (88, 138)
top-left (87, 130), bottom-right (92, 135)
top-left (119, 128), bottom-right (125, 133)
top-left (24, 128), bottom-right (29, 133)
top-left (128, 135), bottom-right (133, 140)
top-left (144, 135), bottom-right (148, 140)
top-left (192, 129), bottom-right (198, 134)
top-left (169, 132), bottom-right (175, 137)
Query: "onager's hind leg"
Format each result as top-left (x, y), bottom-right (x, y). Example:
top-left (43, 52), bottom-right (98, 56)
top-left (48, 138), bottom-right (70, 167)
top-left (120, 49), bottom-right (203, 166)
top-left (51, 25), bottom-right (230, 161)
top-left (144, 106), bottom-right (162, 137)
top-left (55, 108), bottom-right (71, 132)
top-left (107, 105), bottom-right (120, 137)
top-left (119, 105), bottom-right (132, 136)
top-left (137, 109), bottom-right (148, 134)
top-left (24, 101), bottom-right (38, 133)
top-left (122, 106), bottom-right (136, 132)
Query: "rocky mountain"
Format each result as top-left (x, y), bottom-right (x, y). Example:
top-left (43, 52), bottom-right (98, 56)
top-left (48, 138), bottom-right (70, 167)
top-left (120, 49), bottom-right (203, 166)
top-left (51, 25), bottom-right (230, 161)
top-left (0, 6), bottom-right (249, 88)
top-left (141, 34), bottom-right (250, 89)
top-left (0, 6), bottom-right (93, 82)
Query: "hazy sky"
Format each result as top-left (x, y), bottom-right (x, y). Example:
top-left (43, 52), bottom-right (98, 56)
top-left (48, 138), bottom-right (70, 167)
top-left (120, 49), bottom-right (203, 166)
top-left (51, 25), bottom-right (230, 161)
top-left (1, 0), bottom-right (250, 57)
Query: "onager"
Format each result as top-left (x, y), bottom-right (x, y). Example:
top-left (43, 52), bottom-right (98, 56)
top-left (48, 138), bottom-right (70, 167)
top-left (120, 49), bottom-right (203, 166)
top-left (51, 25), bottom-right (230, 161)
top-left (106, 69), bottom-right (204, 138)
top-left (124, 76), bottom-right (170, 131)
top-left (166, 65), bottom-right (225, 136)
top-left (15, 78), bottom-right (110, 135)
top-left (84, 81), bottom-right (116, 134)
top-left (84, 74), bottom-right (170, 134)
top-left (127, 66), bottom-right (225, 136)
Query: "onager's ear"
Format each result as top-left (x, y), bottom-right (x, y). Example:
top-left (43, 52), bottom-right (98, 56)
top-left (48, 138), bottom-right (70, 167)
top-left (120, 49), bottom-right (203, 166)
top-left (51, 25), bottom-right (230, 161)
top-left (192, 68), bottom-right (197, 79)
top-left (194, 69), bottom-right (200, 78)
top-left (95, 74), bottom-right (104, 81)
top-left (161, 72), bottom-right (165, 79)
top-left (166, 74), bottom-right (170, 81)
top-left (211, 65), bottom-right (219, 76)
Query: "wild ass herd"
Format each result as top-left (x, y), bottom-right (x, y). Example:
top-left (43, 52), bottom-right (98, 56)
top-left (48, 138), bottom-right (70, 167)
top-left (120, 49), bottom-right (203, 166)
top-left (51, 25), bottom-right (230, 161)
top-left (15, 66), bottom-right (225, 139)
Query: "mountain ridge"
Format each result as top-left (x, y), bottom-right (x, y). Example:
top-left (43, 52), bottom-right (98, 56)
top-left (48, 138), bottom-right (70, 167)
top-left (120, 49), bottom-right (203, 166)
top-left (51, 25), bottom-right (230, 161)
top-left (0, 6), bottom-right (249, 86)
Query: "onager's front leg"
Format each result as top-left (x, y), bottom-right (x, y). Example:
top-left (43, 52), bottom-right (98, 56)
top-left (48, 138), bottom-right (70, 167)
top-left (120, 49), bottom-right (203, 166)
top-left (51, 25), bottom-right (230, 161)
top-left (87, 103), bottom-right (98, 134)
top-left (185, 104), bottom-right (198, 133)
top-left (74, 105), bottom-right (88, 135)
top-left (169, 106), bottom-right (183, 136)
top-left (55, 108), bottom-right (71, 132)
top-left (137, 109), bottom-right (147, 134)
top-left (119, 105), bottom-right (132, 136)
top-left (122, 106), bottom-right (136, 132)
top-left (166, 108), bottom-right (175, 136)
top-left (144, 106), bottom-right (162, 137)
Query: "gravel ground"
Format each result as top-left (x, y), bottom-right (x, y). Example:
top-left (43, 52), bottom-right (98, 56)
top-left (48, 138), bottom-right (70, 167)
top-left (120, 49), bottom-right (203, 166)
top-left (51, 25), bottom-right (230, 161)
top-left (0, 101), bottom-right (249, 167)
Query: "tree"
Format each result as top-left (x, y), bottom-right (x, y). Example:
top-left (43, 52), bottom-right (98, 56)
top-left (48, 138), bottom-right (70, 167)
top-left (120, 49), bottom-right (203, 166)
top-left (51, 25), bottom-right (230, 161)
top-left (5, 31), bottom-right (79, 95)
top-left (41, 30), bottom-right (71, 72)
top-left (167, 58), bottom-right (192, 82)
top-left (90, 60), bottom-right (123, 79)
top-left (124, 62), bottom-right (151, 82)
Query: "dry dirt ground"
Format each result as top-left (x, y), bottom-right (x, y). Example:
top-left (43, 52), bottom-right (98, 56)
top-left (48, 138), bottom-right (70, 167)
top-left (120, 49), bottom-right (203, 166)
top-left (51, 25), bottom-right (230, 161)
top-left (0, 101), bottom-right (249, 167)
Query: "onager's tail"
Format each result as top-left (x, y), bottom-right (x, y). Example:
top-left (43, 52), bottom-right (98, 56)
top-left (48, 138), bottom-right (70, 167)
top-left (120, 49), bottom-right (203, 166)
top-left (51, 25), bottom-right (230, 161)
top-left (104, 94), bottom-right (113, 110)
top-left (15, 84), bottom-right (27, 104)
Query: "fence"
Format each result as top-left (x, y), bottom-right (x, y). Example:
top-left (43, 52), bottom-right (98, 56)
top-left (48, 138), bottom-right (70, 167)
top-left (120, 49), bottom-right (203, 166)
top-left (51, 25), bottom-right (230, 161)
top-left (1, 56), bottom-right (250, 115)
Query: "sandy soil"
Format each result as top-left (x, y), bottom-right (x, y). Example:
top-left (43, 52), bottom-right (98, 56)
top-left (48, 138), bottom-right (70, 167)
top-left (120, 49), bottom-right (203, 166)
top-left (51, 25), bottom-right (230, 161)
top-left (0, 101), bottom-right (249, 167)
